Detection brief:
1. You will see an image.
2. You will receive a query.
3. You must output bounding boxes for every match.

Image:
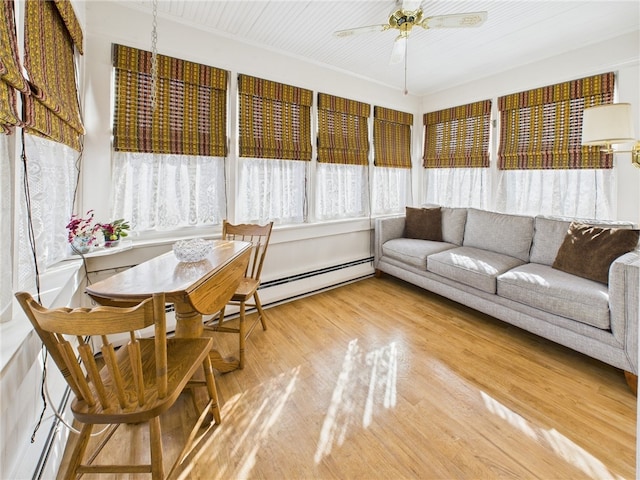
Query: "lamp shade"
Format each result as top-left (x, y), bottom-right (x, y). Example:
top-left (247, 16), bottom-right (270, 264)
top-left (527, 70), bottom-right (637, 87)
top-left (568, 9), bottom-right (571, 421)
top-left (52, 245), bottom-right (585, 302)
top-left (582, 103), bottom-right (636, 146)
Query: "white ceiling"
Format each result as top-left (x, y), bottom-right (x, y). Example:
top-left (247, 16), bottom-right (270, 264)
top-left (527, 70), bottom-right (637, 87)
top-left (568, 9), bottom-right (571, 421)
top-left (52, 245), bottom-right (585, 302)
top-left (122, 0), bottom-right (640, 96)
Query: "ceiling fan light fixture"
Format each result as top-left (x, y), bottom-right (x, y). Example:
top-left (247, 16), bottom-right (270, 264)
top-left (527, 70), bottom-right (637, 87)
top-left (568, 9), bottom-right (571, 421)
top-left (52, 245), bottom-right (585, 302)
top-left (389, 34), bottom-right (407, 65)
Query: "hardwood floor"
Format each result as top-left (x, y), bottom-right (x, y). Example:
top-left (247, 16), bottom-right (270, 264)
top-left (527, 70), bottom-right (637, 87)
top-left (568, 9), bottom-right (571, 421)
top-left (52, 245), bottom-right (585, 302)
top-left (59, 275), bottom-right (636, 479)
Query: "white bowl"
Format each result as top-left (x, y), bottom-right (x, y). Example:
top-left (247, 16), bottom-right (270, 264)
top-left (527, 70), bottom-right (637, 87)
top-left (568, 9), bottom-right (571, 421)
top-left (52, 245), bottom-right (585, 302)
top-left (173, 238), bottom-right (212, 263)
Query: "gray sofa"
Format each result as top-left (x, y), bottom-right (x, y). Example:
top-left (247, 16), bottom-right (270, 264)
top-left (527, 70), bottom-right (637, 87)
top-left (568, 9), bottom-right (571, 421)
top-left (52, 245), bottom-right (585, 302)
top-left (374, 207), bottom-right (640, 384)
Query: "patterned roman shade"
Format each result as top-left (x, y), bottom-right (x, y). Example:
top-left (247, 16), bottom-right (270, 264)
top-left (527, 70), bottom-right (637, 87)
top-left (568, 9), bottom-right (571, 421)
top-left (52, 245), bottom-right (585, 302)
top-left (238, 74), bottom-right (312, 161)
top-left (113, 44), bottom-right (228, 157)
top-left (423, 100), bottom-right (491, 168)
top-left (23, 0), bottom-right (84, 151)
top-left (317, 93), bottom-right (370, 165)
top-left (0, 0), bottom-right (29, 134)
top-left (374, 106), bottom-right (413, 168)
top-left (498, 72), bottom-right (614, 169)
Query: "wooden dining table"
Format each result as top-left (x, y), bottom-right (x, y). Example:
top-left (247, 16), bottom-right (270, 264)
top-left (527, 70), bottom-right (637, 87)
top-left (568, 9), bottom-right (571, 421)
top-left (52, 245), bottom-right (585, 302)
top-left (86, 239), bottom-right (252, 372)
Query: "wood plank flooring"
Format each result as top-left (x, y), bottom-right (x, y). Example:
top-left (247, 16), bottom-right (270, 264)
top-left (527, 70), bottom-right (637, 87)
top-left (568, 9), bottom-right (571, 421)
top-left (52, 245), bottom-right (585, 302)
top-left (59, 275), bottom-right (636, 479)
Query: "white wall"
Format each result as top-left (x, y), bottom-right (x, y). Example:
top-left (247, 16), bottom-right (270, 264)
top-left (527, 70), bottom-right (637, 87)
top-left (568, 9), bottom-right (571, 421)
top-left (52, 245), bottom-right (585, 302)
top-left (420, 31), bottom-right (640, 223)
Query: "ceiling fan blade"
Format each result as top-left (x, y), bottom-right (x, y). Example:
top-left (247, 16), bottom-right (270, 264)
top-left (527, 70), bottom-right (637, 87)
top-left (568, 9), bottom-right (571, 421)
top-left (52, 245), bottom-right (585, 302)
top-left (389, 35), bottom-right (406, 65)
top-left (334, 24), bottom-right (388, 38)
top-left (420, 11), bottom-right (488, 29)
top-left (401, 0), bottom-right (422, 12)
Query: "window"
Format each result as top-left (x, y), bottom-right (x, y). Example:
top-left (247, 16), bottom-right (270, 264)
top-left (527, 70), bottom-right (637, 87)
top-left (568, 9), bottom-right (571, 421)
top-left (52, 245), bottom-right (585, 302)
top-left (16, 0), bottom-right (83, 306)
top-left (496, 72), bottom-right (615, 218)
top-left (237, 74), bottom-right (312, 224)
top-left (111, 44), bottom-right (228, 230)
top-left (316, 93), bottom-right (370, 220)
top-left (422, 100), bottom-right (491, 208)
top-left (372, 106), bottom-right (412, 215)
top-left (0, 134), bottom-right (11, 322)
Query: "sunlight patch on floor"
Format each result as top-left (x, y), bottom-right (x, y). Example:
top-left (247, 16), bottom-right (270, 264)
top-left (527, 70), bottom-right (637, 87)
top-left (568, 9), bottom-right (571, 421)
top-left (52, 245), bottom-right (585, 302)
top-left (314, 339), bottom-right (398, 463)
top-left (178, 366), bottom-right (300, 480)
top-left (480, 392), bottom-right (625, 480)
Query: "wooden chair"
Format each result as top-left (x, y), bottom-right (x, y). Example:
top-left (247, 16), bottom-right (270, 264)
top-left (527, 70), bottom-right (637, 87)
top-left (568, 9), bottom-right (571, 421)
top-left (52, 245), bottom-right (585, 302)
top-left (204, 220), bottom-right (273, 368)
top-left (16, 291), bottom-right (220, 480)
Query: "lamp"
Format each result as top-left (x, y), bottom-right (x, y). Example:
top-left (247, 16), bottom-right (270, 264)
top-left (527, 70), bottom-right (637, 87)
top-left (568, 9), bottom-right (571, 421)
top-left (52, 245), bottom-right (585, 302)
top-left (581, 103), bottom-right (640, 167)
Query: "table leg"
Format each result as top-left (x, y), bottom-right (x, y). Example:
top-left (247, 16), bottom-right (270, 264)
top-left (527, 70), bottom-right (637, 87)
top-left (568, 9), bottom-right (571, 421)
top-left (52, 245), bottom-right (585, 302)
top-left (174, 302), bottom-right (240, 373)
top-left (208, 351), bottom-right (240, 373)
top-left (174, 303), bottom-right (204, 338)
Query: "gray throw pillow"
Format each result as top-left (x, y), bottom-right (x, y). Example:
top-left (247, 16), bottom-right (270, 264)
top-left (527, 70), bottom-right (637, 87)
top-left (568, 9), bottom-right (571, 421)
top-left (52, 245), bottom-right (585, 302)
top-left (441, 207), bottom-right (467, 245)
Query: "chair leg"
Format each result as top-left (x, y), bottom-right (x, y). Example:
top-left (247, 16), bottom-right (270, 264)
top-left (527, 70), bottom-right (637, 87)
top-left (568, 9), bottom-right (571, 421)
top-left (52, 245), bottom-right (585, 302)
top-left (213, 306), bottom-right (227, 331)
top-left (239, 301), bottom-right (246, 369)
top-left (254, 292), bottom-right (268, 331)
top-left (149, 416), bottom-right (165, 479)
top-left (203, 355), bottom-right (221, 424)
top-left (64, 423), bottom-right (93, 480)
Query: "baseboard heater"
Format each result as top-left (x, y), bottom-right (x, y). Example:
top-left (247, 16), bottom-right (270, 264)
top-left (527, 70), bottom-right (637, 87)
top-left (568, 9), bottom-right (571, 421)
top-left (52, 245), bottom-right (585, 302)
top-left (261, 257), bottom-right (373, 289)
top-left (221, 257), bottom-right (375, 318)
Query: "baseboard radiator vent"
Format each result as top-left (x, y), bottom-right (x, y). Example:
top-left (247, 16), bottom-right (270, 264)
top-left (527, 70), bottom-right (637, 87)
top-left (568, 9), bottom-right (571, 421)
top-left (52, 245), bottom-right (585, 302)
top-left (216, 257), bottom-right (375, 321)
top-left (261, 257), bottom-right (373, 289)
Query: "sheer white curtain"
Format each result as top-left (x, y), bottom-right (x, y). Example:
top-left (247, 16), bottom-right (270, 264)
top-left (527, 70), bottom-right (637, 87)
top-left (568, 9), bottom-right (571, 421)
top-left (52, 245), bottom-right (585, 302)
top-left (423, 168), bottom-right (488, 208)
top-left (315, 163), bottom-right (369, 220)
top-left (237, 157), bottom-right (307, 224)
top-left (0, 134), bottom-right (12, 322)
top-left (111, 152), bottom-right (226, 231)
top-left (495, 169), bottom-right (614, 219)
top-left (17, 135), bottom-right (77, 292)
top-left (372, 167), bottom-right (411, 215)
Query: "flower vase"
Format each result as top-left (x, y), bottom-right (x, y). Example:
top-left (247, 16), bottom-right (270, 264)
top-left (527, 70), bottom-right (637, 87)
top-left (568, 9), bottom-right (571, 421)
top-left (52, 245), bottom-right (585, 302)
top-left (71, 234), bottom-right (92, 254)
top-left (104, 235), bottom-right (120, 248)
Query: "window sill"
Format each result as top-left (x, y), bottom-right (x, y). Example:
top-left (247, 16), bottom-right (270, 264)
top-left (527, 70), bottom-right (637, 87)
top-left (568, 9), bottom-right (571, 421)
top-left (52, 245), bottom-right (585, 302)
top-left (65, 239), bottom-right (134, 260)
top-left (1, 259), bottom-right (84, 373)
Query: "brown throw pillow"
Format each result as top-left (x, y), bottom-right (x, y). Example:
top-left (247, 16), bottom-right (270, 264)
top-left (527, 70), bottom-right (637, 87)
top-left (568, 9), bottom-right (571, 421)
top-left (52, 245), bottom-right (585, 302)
top-left (404, 207), bottom-right (443, 241)
top-left (552, 222), bottom-right (639, 284)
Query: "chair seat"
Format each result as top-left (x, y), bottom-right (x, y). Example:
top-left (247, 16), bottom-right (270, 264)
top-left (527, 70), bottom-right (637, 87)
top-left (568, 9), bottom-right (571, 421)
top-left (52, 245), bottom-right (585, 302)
top-left (72, 337), bottom-right (213, 424)
top-left (230, 277), bottom-right (260, 301)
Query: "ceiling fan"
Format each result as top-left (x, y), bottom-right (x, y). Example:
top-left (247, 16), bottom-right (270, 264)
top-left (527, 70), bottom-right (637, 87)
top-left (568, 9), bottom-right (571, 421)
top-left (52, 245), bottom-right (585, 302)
top-left (334, 0), bottom-right (488, 66)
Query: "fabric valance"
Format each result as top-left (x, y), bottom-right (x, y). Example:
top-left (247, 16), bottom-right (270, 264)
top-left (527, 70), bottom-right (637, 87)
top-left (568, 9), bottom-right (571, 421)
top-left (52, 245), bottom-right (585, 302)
top-left (0, 0), bottom-right (29, 134)
top-left (23, 0), bottom-right (84, 151)
top-left (112, 44), bottom-right (228, 157)
top-left (373, 106), bottom-right (413, 168)
top-left (498, 72), bottom-right (614, 170)
top-left (52, 0), bottom-right (83, 54)
top-left (238, 74), bottom-right (312, 161)
top-left (422, 100), bottom-right (491, 168)
top-left (317, 93), bottom-right (370, 165)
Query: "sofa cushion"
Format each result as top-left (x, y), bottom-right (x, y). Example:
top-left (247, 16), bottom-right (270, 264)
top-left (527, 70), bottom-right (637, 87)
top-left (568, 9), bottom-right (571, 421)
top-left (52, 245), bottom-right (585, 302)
top-left (497, 263), bottom-right (610, 329)
top-left (530, 216), bottom-right (637, 266)
top-left (552, 222), bottom-right (640, 284)
top-left (442, 207), bottom-right (467, 245)
top-left (382, 238), bottom-right (456, 271)
top-left (427, 246), bottom-right (525, 293)
top-left (463, 209), bottom-right (534, 262)
top-left (404, 207), bottom-right (443, 241)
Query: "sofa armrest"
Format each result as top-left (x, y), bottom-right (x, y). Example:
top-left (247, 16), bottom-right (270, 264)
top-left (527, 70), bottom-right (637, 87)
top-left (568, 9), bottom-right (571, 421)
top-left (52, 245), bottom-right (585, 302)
top-left (374, 216), bottom-right (405, 267)
top-left (609, 250), bottom-right (640, 374)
